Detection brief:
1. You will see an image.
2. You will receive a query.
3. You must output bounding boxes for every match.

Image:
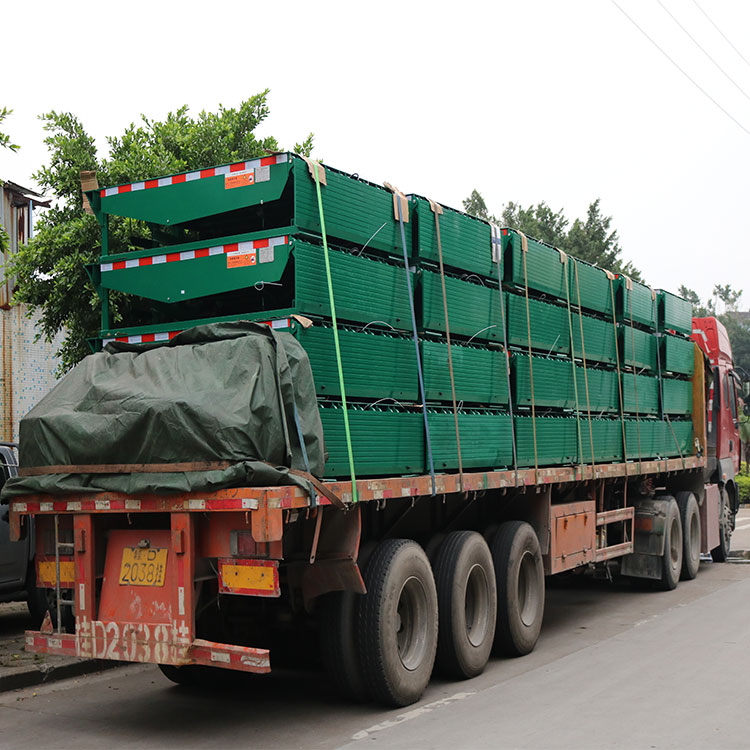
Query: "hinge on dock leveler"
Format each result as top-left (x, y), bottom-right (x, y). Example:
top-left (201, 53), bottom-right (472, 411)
top-left (53, 514), bottom-right (75, 633)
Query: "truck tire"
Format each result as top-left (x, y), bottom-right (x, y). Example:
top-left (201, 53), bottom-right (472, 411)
top-left (676, 491), bottom-right (701, 580)
top-left (491, 521), bottom-right (544, 657)
top-left (357, 539), bottom-right (438, 707)
top-left (319, 591), bottom-right (369, 702)
top-left (433, 531), bottom-right (497, 680)
top-left (657, 497), bottom-right (682, 591)
top-left (711, 487), bottom-right (732, 563)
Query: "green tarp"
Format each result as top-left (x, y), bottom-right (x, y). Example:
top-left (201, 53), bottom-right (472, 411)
top-left (2, 322), bottom-right (325, 500)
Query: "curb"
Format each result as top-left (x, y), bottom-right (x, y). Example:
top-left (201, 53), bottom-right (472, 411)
top-left (0, 658), bottom-right (124, 693)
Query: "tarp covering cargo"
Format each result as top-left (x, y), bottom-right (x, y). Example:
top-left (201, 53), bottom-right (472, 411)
top-left (1, 322), bottom-right (325, 499)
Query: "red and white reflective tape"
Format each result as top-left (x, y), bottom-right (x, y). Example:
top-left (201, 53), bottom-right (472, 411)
top-left (100, 235), bottom-right (288, 273)
top-left (101, 318), bottom-right (292, 346)
top-left (100, 153), bottom-right (289, 198)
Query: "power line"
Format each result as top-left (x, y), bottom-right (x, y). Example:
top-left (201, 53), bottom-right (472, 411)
top-left (610, 0), bottom-right (750, 137)
top-left (657, 0), bottom-right (750, 104)
top-left (692, 0), bottom-right (750, 71)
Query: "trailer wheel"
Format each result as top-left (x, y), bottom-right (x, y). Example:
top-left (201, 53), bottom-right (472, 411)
top-left (676, 491), bottom-right (701, 580)
top-left (159, 664), bottom-right (205, 686)
top-left (491, 521), bottom-right (544, 657)
top-left (711, 487), bottom-right (732, 563)
top-left (319, 591), bottom-right (369, 702)
top-left (434, 531), bottom-right (496, 680)
top-left (657, 497), bottom-right (682, 591)
top-left (358, 539), bottom-right (438, 707)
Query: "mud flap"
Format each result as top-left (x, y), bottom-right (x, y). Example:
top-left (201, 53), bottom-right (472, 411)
top-left (620, 498), bottom-right (669, 580)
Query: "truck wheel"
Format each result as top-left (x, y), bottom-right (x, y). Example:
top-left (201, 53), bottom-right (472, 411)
top-left (657, 497), bottom-right (682, 591)
top-left (358, 539), bottom-right (438, 707)
top-left (491, 521), bottom-right (544, 657)
top-left (159, 664), bottom-right (204, 686)
top-left (711, 487), bottom-right (732, 562)
top-left (434, 531), bottom-right (497, 680)
top-left (676, 491), bottom-right (701, 580)
top-left (319, 591), bottom-right (369, 702)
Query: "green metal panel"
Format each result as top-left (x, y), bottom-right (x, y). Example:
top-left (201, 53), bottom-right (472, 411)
top-left (296, 326), bottom-right (417, 400)
top-left (663, 335), bottom-right (695, 375)
top-left (320, 406), bottom-right (425, 478)
top-left (295, 242), bottom-right (412, 329)
top-left (569, 258), bottom-right (615, 318)
top-left (514, 416), bottom-right (578, 466)
top-left (663, 419), bottom-right (693, 456)
top-left (512, 355), bottom-right (577, 409)
top-left (662, 377), bottom-right (692, 415)
top-left (617, 277), bottom-right (657, 330)
top-left (658, 290), bottom-right (692, 336)
top-left (620, 325), bottom-right (658, 372)
top-left (581, 419), bottom-right (624, 463)
top-left (411, 196), bottom-right (494, 278)
top-left (581, 367), bottom-right (621, 414)
top-left (95, 157), bottom-right (293, 226)
top-left (421, 271), bottom-right (503, 342)
top-left (506, 294), bottom-right (618, 365)
top-left (292, 159), bottom-right (403, 257)
top-left (625, 418), bottom-right (693, 459)
top-left (96, 228), bottom-right (294, 303)
top-left (428, 410), bottom-right (513, 470)
top-left (422, 341), bottom-right (508, 404)
top-left (621, 373), bottom-right (659, 415)
top-left (503, 229), bottom-right (567, 299)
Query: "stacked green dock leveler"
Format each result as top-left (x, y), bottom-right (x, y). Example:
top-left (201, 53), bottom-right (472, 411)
top-left (86, 153), bottom-right (697, 481)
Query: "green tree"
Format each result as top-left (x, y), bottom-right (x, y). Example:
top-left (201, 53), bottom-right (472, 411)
top-left (0, 107), bottom-right (19, 152)
top-left (10, 92), bottom-right (311, 371)
top-left (465, 190), bottom-right (641, 279)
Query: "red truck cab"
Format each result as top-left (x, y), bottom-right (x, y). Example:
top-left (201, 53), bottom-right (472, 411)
top-left (691, 317), bottom-right (741, 512)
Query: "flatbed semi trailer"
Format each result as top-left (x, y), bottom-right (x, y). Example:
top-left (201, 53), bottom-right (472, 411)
top-left (4, 154), bottom-right (743, 707)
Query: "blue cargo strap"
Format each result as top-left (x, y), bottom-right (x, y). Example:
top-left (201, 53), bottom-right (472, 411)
top-left (491, 224), bottom-right (518, 484)
top-left (309, 159), bottom-right (358, 503)
top-left (386, 183), bottom-right (436, 496)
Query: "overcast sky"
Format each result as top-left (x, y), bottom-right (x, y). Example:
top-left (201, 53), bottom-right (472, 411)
top-left (1, 0), bottom-right (748, 307)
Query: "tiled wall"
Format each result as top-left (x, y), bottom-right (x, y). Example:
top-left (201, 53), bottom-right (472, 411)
top-left (1, 304), bottom-right (63, 443)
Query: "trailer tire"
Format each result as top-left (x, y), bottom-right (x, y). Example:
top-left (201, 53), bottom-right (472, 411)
top-left (434, 531), bottom-right (497, 680)
top-left (491, 521), bottom-right (544, 657)
top-left (358, 539), bottom-right (438, 707)
top-left (676, 491), bottom-right (701, 580)
top-left (711, 487), bottom-right (732, 563)
top-left (657, 497), bottom-right (682, 591)
top-left (159, 664), bottom-right (207, 686)
top-left (424, 533), bottom-right (446, 566)
top-left (319, 591), bottom-right (369, 702)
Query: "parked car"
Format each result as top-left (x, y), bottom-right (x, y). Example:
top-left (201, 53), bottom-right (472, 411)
top-left (0, 443), bottom-right (46, 625)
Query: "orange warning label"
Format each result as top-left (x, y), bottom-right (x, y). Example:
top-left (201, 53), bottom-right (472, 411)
top-left (225, 171), bottom-right (255, 190)
top-left (227, 252), bottom-right (256, 268)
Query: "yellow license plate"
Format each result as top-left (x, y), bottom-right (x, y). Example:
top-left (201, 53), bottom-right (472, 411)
top-left (119, 547), bottom-right (168, 587)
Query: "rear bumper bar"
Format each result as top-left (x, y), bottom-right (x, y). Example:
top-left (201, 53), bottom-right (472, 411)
top-left (25, 628), bottom-right (270, 673)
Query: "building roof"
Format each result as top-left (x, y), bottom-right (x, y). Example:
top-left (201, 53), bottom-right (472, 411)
top-left (1, 179), bottom-right (51, 207)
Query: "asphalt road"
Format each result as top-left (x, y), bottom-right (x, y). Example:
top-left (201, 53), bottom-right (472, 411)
top-left (1, 558), bottom-right (749, 750)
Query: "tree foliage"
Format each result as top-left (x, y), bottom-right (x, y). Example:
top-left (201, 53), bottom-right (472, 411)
top-left (463, 191), bottom-right (641, 280)
top-left (0, 107), bottom-right (19, 152)
top-left (11, 92), bottom-right (312, 371)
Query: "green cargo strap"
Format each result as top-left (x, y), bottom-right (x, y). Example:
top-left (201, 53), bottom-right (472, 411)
top-left (664, 415), bottom-right (686, 469)
top-left (492, 224), bottom-right (518, 483)
top-left (387, 183), bottom-right (436, 495)
top-left (519, 231), bottom-right (539, 481)
top-left (608, 273), bottom-right (628, 472)
top-left (310, 161), bottom-right (358, 503)
top-left (573, 260), bottom-right (596, 474)
top-left (561, 250), bottom-right (584, 469)
top-left (624, 275), bottom-right (643, 472)
top-left (430, 199), bottom-right (463, 491)
top-left (652, 289), bottom-right (665, 420)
